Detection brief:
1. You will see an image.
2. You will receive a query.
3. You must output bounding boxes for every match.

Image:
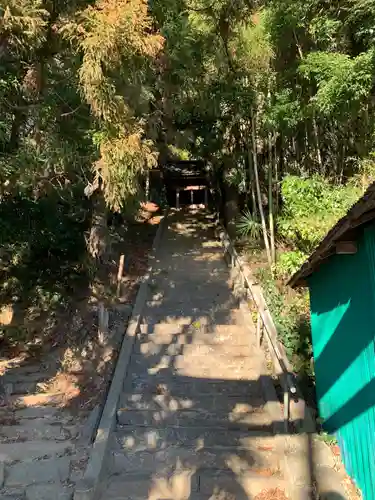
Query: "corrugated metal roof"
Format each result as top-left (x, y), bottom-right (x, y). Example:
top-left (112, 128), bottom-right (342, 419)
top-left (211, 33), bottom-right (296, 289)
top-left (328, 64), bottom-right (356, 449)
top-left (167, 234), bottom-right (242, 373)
top-left (289, 181), bottom-right (375, 288)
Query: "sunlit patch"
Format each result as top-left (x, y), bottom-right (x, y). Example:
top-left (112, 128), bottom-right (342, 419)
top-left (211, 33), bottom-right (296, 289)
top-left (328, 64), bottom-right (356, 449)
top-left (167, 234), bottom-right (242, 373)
top-left (124, 435), bottom-right (135, 448)
top-left (145, 430), bottom-right (158, 448)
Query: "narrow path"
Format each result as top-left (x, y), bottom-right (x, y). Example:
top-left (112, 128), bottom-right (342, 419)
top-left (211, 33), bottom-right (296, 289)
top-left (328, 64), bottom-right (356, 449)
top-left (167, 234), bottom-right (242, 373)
top-left (101, 209), bottom-right (287, 500)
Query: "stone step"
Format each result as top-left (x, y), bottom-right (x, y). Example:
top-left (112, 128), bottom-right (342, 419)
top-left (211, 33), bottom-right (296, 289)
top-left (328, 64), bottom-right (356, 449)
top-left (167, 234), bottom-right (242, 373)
top-left (153, 260), bottom-right (227, 275)
top-left (150, 261), bottom-right (227, 274)
top-left (8, 381), bottom-right (47, 395)
top-left (116, 407), bottom-right (272, 429)
top-left (198, 469), bottom-right (287, 498)
top-left (102, 471), bottom-right (285, 500)
top-left (134, 341), bottom-right (253, 356)
top-left (138, 322), bottom-right (248, 342)
top-left (118, 393), bottom-right (265, 414)
top-left (148, 275), bottom-right (231, 290)
top-left (123, 377), bottom-right (264, 398)
top-left (0, 419), bottom-right (78, 442)
top-left (0, 405), bottom-right (63, 421)
top-left (1, 372), bottom-right (50, 385)
top-left (124, 363), bottom-right (263, 385)
top-left (145, 296), bottom-right (240, 314)
top-left (0, 440), bottom-right (74, 462)
top-left (149, 281), bottom-right (232, 303)
top-left (126, 355), bottom-right (261, 380)
top-left (7, 391), bottom-right (73, 408)
top-left (141, 306), bottom-right (240, 327)
top-left (110, 446), bottom-right (280, 476)
top-left (113, 426), bottom-right (276, 452)
top-left (103, 470), bottom-right (199, 499)
top-left (4, 456), bottom-right (70, 488)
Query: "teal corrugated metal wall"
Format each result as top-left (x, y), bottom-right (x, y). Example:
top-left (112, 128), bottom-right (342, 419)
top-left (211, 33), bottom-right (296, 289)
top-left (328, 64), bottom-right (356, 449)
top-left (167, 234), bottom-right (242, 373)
top-left (309, 224), bottom-right (375, 499)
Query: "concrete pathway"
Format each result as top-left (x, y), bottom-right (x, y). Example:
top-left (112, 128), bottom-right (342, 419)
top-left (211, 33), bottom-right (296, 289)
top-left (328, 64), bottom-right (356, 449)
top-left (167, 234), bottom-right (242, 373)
top-left (100, 210), bottom-right (288, 500)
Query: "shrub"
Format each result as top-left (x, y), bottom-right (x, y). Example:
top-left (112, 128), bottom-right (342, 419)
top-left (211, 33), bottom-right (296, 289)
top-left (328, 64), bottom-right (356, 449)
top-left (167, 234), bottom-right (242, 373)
top-left (274, 250), bottom-right (307, 280)
top-left (236, 210), bottom-right (262, 240)
top-left (278, 175), bottom-right (361, 252)
top-left (256, 267), bottom-right (313, 378)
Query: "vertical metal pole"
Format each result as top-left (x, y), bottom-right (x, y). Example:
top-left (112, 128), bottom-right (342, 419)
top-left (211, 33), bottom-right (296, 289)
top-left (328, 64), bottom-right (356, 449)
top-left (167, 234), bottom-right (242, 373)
top-left (176, 189), bottom-right (180, 210)
top-left (256, 312), bottom-right (261, 348)
top-left (191, 189), bottom-right (194, 205)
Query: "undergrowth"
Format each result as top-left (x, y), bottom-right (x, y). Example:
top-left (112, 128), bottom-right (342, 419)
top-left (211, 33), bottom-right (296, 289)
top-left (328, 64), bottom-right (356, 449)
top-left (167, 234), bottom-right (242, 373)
top-left (0, 192), bottom-right (89, 347)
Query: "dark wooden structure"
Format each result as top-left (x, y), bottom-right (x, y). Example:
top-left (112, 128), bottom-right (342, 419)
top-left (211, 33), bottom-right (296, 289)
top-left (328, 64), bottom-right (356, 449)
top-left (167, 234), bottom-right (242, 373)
top-left (161, 160), bottom-right (209, 208)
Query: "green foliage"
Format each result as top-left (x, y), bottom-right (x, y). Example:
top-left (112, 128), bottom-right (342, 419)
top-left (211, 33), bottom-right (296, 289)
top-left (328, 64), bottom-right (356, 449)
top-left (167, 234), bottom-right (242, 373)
top-left (317, 431), bottom-right (338, 446)
top-left (0, 194), bottom-right (88, 322)
top-left (278, 175), bottom-right (362, 252)
top-left (256, 267), bottom-right (313, 378)
top-left (236, 210), bottom-right (262, 240)
top-left (299, 50), bottom-right (375, 117)
top-left (274, 250), bottom-right (307, 280)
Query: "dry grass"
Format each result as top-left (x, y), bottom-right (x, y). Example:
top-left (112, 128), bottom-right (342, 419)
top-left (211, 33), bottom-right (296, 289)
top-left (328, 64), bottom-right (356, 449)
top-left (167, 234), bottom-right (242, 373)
top-left (254, 488), bottom-right (288, 500)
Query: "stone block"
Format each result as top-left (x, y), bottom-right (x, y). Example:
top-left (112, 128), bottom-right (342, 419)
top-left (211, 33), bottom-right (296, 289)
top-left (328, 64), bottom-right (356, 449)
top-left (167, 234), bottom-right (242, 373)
top-left (5, 457), bottom-right (70, 487)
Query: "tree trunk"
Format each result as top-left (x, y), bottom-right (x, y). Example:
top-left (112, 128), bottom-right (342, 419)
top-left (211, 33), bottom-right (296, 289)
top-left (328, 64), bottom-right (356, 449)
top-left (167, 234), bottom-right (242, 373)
top-left (223, 175), bottom-right (239, 239)
top-left (268, 133), bottom-right (276, 264)
top-left (87, 188), bottom-right (109, 264)
top-left (251, 108), bottom-right (272, 267)
top-left (247, 145), bottom-right (258, 218)
top-left (312, 111), bottom-right (323, 172)
top-left (274, 132), bottom-right (279, 217)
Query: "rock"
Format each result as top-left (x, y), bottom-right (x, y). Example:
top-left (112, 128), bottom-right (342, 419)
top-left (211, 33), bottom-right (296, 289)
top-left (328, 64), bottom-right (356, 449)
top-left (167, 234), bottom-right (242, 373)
top-left (5, 457), bottom-right (70, 487)
top-left (26, 484), bottom-right (73, 500)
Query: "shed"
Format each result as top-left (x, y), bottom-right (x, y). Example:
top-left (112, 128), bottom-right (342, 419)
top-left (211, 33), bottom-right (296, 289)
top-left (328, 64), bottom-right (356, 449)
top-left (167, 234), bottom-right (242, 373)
top-left (290, 182), bottom-right (375, 500)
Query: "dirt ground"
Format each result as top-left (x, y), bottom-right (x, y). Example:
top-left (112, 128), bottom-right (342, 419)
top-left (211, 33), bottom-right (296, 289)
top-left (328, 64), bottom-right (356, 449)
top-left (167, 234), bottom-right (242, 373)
top-left (0, 203), bottom-right (161, 415)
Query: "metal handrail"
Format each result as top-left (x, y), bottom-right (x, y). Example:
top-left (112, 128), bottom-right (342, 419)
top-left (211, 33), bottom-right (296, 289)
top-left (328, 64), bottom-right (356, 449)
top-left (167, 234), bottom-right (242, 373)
top-left (207, 179), bottom-right (313, 431)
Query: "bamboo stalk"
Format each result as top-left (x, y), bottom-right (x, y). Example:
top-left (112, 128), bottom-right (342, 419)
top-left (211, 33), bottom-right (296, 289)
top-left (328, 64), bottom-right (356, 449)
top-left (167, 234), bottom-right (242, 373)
top-left (251, 107), bottom-right (272, 267)
top-left (116, 254), bottom-right (125, 297)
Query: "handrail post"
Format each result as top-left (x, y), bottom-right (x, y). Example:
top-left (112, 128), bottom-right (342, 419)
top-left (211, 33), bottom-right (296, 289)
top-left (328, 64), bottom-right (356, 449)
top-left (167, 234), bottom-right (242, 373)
top-left (284, 386), bottom-right (291, 433)
top-left (256, 311), bottom-right (262, 348)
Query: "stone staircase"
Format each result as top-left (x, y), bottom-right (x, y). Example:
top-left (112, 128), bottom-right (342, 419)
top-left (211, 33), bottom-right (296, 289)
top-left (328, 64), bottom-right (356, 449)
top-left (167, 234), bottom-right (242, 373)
top-left (99, 210), bottom-right (288, 500)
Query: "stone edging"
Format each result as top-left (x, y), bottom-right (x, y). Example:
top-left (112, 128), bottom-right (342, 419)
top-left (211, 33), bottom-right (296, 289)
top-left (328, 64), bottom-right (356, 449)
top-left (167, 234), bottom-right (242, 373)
top-left (216, 223), bottom-right (347, 500)
top-left (74, 209), bottom-right (169, 500)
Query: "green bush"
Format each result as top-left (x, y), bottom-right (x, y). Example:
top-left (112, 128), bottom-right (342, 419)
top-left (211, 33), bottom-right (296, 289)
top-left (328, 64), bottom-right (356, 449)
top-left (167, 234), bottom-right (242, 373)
top-left (0, 193), bottom-right (88, 314)
top-left (236, 210), bottom-right (262, 240)
top-left (278, 175), bottom-right (361, 252)
top-left (256, 267), bottom-right (313, 378)
top-left (274, 250), bottom-right (307, 280)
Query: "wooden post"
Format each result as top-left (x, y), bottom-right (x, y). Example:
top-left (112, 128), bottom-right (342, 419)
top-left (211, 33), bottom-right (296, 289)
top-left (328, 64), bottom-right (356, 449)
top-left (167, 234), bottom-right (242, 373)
top-left (190, 189), bottom-right (194, 205)
top-left (284, 388), bottom-right (290, 433)
top-left (256, 312), bottom-right (262, 348)
top-left (116, 254), bottom-right (125, 297)
top-left (98, 302), bottom-right (109, 345)
top-left (204, 188), bottom-right (208, 207)
top-left (176, 189), bottom-right (180, 210)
